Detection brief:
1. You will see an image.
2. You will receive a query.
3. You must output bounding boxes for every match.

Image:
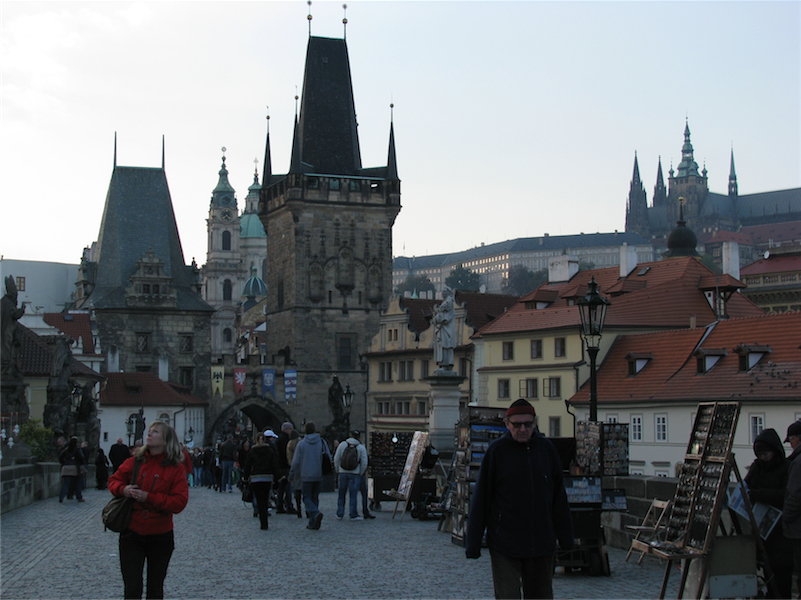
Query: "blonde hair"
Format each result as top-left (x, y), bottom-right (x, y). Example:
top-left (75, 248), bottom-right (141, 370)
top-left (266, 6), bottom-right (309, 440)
top-left (135, 421), bottom-right (184, 466)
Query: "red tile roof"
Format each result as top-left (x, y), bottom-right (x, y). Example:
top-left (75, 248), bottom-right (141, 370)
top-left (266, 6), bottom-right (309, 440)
top-left (399, 291), bottom-right (517, 335)
top-left (740, 253), bottom-right (801, 276)
top-left (569, 311), bottom-right (801, 406)
top-left (739, 221), bottom-right (801, 247)
top-left (17, 325), bottom-right (103, 380)
top-left (43, 312), bottom-right (96, 354)
top-left (100, 372), bottom-right (207, 407)
top-left (705, 230), bottom-right (754, 245)
top-left (476, 257), bottom-right (763, 336)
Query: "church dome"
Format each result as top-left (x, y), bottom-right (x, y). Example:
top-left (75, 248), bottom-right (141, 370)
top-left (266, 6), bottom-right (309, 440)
top-left (242, 274), bottom-right (267, 297)
top-left (663, 220), bottom-right (699, 257)
top-left (240, 213), bottom-right (266, 239)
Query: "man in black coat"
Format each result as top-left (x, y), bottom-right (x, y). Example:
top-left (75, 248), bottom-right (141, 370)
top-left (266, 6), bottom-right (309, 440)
top-left (465, 399), bottom-right (573, 599)
top-left (108, 437), bottom-right (129, 474)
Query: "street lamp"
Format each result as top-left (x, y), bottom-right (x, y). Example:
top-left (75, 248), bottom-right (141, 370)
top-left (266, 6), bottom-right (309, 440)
top-left (341, 384), bottom-right (355, 434)
top-left (577, 276), bottom-right (610, 422)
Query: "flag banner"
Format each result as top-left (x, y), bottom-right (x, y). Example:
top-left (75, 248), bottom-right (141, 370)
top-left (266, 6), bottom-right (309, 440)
top-left (284, 369), bottom-right (297, 403)
top-left (262, 368), bottom-right (275, 398)
top-left (211, 366), bottom-right (224, 398)
top-left (233, 367), bottom-right (247, 398)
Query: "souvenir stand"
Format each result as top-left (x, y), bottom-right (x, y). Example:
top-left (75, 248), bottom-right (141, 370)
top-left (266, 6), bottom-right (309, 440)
top-left (555, 421), bottom-right (629, 576)
top-left (386, 431), bottom-right (430, 520)
top-left (631, 402), bottom-right (776, 599)
top-left (444, 407), bottom-right (507, 546)
top-left (369, 431), bottom-right (436, 511)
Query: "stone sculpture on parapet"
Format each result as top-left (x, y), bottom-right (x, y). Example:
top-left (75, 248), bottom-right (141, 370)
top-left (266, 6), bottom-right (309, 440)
top-left (432, 287), bottom-right (456, 374)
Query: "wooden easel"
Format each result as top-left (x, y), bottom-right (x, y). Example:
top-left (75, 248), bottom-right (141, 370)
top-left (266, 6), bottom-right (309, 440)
top-left (388, 431), bottom-right (429, 520)
top-left (631, 402), bottom-right (777, 599)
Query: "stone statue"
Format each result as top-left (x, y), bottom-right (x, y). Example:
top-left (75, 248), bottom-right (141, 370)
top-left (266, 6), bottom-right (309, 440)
top-left (433, 287), bottom-right (456, 371)
top-left (1, 275), bottom-right (25, 381)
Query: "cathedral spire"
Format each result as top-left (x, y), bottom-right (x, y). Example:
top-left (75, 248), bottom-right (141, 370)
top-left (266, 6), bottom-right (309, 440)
top-left (728, 147), bottom-right (738, 197)
top-left (625, 151), bottom-right (648, 237)
top-left (631, 151), bottom-right (641, 185)
top-left (653, 156), bottom-right (667, 207)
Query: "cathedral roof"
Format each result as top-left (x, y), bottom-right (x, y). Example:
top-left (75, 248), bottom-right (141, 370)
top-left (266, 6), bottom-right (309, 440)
top-left (79, 165), bottom-right (213, 312)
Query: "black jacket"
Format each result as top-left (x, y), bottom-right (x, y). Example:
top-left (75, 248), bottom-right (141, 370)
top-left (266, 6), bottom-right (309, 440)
top-left (465, 432), bottom-right (573, 559)
top-left (244, 443), bottom-right (281, 480)
top-left (745, 428), bottom-right (789, 510)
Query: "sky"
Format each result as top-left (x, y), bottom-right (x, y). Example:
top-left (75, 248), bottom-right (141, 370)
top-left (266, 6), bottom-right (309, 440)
top-left (2, 1), bottom-right (799, 268)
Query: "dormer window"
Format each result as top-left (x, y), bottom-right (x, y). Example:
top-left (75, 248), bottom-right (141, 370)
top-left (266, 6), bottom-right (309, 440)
top-left (734, 344), bottom-right (771, 371)
top-left (626, 352), bottom-right (653, 376)
top-left (694, 348), bottom-right (727, 374)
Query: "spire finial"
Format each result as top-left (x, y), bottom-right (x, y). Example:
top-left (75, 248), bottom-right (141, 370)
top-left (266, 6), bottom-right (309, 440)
top-left (161, 134), bottom-right (165, 169)
top-left (390, 101), bottom-right (394, 123)
top-left (114, 131), bottom-right (117, 169)
top-left (294, 89), bottom-right (299, 118)
top-left (678, 196), bottom-right (686, 222)
top-left (266, 106), bottom-right (270, 134)
top-left (343, 4), bottom-right (348, 39)
top-left (307, 1), bottom-right (313, 37)
top-left (253, 157), bottom-right (259, 177)
top-left (221, 146), bottom-right (226, 163)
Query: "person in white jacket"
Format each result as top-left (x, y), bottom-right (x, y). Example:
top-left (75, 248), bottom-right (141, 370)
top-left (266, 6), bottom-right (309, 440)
top-left (334, 430), bottom-right (368, 520)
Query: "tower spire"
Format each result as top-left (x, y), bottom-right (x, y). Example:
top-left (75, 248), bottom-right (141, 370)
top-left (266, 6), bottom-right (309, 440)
top-left (262, 110), bottom-right (272, 186)
top-left (387, 103), bottom-right (398, 181)
top-left (728, 146), bottom-right (738, 197)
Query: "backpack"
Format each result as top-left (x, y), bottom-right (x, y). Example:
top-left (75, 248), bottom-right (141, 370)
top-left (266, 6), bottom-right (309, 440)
top-left (340, 442), bottom-right (359, 471)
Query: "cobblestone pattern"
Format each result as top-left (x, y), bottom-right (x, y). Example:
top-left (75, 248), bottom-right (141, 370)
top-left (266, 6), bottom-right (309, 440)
top-left (1, 486), bottom-right (679, 599)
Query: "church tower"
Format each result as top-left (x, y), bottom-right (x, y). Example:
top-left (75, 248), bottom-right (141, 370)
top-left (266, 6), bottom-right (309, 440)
top-left (259, 35), bottom-right (400, 427)
top-left (667, 120), bottom-right (708, 227)
top-left (201, 151), bottom-right (245, 359)
top-left (625, 153), bottom-right (649, 238)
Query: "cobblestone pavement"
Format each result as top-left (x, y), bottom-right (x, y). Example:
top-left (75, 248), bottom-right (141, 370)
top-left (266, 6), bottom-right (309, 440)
top-left (1, 486), bottom-right (678, 599)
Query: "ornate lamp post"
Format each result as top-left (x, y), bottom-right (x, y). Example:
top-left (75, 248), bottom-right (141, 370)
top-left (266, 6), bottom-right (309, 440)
top-left (341, 384), bottom-right (355, 435)
top-left (577, 276), bottom-right (610, 422)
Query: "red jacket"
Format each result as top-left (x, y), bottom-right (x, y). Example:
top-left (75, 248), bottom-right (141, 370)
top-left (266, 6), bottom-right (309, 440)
top-left (108, 452), bottom-right (189, 536)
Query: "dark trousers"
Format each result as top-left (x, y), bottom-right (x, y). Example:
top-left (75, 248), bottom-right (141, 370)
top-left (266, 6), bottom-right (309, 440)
top-left (302, 480), bottom-right (322, 527)
top-left (359, 474), bottom-right (370, 513)
top-left (119, 529), bottom-right (174, 600)
top-left (489, 549), bottom-right (554, 599)
top-left (276, 468), bottom-right (292, 510)
top-left (251, 481), bottom-right (273, 529)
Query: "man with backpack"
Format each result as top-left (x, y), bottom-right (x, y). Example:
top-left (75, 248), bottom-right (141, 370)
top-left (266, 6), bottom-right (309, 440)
top-left (334, 430), bottom-right (368, 521)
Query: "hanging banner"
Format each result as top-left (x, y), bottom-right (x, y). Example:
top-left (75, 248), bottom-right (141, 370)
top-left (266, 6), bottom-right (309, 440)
top-left (262, 368), bottom-right (275, 398)
top-left (233, 368), bottom-right (247, 398)
top-left (284, 369), bottom-right (297, 403)
top-left (211, 366), bottom-right (224, 398)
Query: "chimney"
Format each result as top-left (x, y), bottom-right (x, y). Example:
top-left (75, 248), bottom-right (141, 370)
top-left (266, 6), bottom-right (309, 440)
top-left (721, 241), bottom-right (740, 280)
top-left (159, 353), bottom-right (170, 381)
top-left (619, 243), bottom-right (638, 277)
top-left (548, 255), bottom-right (579, 283)
top-left (690, 314), bottom-right (697, 329)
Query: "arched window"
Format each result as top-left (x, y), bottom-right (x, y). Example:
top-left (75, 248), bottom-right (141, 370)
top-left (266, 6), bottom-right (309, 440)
top-left (222, 230), bottom-right (232, 251)
top-left (223, 328), bottom-right (232, 343)
top-left (158, 412), bottom-right (170, 425)
top-left (223, 279), bottom-right (233, 301)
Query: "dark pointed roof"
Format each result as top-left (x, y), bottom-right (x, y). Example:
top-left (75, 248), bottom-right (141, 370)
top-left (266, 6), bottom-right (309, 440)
top-left (212, 156), bottom-right (235, 198)
top-left (631, 152), bottom-right (641, 186)
top-left (675, 120), bottom-right (701, 178)
top-left (79, 165), bottom-right (212, 311)
top-left (293, 36), bottom-right (361, 175)
top-left (387, 121), bottom-right (398, 181)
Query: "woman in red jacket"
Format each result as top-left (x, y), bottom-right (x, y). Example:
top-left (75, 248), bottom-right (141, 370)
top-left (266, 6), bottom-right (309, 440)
top-left (108, 421), bottom-right (189, 600)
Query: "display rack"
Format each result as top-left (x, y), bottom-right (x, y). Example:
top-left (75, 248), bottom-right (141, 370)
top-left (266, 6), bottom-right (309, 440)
top-left (445, 407), bottom-right (507, 546)
top-left (631, 402), bottom-right (776, 599)
top-left (387, 431), bottom-right (429, 520)
top-left (575, 421), bottom-right (630, 476)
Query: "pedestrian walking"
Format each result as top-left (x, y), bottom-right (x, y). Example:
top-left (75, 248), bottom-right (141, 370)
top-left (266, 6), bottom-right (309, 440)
top-left (334, 430), bottom-right (368, 520)
top-left (96, 447), bottom-right (110, 490)
top-left (782, 420), bottom-right (801, 598)
top-left (243, 433), bottom-right (282, 531)
top-left (107, 420), bottom-right (189, 600)
top-left (289, 422), bottom-right (332, 530)
top-left (219, 435), bottom-right (236, 493)
top-left (276, 422), bottom-right (295, 513)
top-left (465, 399), bottom-right (573, 599)
top-left (286, 429), bottom-right (303, 518)
top-left (58, 436), bottom-right (85, 503)
top-left (109, 437), bottom-right (130, 474)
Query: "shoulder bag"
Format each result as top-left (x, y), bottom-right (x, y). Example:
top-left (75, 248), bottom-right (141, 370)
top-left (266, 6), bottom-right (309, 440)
top-left (102, 459), bottom-right (141, 532)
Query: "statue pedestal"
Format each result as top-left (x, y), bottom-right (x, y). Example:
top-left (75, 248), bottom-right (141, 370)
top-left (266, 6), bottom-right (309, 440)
top-left (426, 370), bottom-right (465, 452)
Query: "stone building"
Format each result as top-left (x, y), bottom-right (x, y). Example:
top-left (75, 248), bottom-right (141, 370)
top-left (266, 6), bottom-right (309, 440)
top-left (257, 35), bottom-right (400, 428)
top-left (75, 143), bottom-right (215, 439)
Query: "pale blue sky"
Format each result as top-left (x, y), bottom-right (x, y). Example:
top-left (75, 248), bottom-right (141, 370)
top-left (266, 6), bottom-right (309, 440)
top-left (2, 1), bottom-right (799, 265)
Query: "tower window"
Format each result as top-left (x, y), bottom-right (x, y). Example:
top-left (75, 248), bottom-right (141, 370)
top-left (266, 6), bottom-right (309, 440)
top-left (223, 279), bottom-right (233, 301)
top-left (222, 230), bottom-right (232, 251)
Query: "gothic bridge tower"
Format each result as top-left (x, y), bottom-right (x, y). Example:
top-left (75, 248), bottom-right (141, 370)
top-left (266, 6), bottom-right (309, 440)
top-left (259, 35), bottom-right (400, 429)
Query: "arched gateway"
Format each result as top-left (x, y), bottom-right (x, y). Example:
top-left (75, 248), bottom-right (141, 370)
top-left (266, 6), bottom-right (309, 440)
top-left (206, 392), bottom-right (293, 445)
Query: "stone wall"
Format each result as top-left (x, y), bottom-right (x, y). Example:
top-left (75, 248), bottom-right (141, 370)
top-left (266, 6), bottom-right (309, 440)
top-left (0, 462), bottom-right (78, 514)
top-left (601, 474), bottom-right (678, 550)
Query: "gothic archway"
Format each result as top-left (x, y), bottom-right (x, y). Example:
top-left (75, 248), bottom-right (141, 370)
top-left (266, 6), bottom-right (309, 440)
top-left (207, 392), bottom-right (293, 445)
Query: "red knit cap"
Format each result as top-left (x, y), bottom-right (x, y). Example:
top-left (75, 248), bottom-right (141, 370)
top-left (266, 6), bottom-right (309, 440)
top-left (506, 399), bottom-right (536, 418)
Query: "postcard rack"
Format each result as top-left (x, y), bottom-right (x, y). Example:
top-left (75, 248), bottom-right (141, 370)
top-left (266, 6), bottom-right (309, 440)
top-left (631, 402), bottom-right (776, 599)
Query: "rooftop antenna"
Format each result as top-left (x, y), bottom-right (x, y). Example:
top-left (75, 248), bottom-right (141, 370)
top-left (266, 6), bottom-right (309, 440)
top-left (307, 1), bottom-right (312, 37)
top-left (343, 4), bottom-right (348, 39)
